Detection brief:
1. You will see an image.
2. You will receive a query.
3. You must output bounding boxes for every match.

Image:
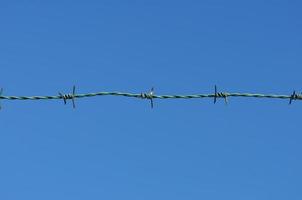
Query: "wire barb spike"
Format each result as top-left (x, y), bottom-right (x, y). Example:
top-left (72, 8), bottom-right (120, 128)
top-left (289, 90), bottom-right (302, 105)
top-left (0, 88), bottom-right (3, 110)
top-left (141, 87), bottom-right (154, 109)
top-left (59, 85), bottom-right (76, 109)
top-left (213, 85), bottom-right (228, 105)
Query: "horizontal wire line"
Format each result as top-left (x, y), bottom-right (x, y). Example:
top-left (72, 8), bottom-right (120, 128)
top-left (0, 92), bottom-right (299, 100)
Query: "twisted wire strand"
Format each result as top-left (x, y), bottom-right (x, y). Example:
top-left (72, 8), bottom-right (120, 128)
top-left (0, 91), bottom-right (301, 101)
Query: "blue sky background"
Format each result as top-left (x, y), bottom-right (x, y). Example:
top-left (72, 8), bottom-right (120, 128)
top-left (0, 1), bottom-right (301, 199)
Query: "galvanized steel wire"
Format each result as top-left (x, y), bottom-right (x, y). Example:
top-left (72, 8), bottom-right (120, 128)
top-left (0, 86), bottom-right (301, 109)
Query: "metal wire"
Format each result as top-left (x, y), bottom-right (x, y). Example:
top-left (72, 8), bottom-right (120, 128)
top-left (0, 86), bottom-right (301, 108)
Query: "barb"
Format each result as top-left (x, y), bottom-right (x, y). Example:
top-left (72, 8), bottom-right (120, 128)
top-left (213, 85), bottom-right (228, 105)
top-left (0, 86), bottom-right (302, 109)
top-left (289, 90), bottom-right (302, 105)
top-left (59, 86), bottom-right (76, 109)
top-left (141, 87), bottom-right (155, 109)
top-left (0, 88), bottom-right (3, 110)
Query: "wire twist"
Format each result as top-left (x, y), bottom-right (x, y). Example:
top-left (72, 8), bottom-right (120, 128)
top-left (141, 87), bottom-right (154, 109)
top-left (214, 85), bottom-right (228, 105)
top-left (59, 86), bottom-right (76, 108)
top-left (0, 86), bottom-right (302, 109)
top-left (289, 90), bottom-right (302, 105)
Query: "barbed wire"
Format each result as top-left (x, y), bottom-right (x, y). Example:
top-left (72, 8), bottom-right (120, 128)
top-left (0, 85), bottom-right (301, 109)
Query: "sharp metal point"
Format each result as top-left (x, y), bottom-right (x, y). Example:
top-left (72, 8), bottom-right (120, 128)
top-left (214, 85), bottom-right (217, 104)
top-left (59, 86), bottom-right (77, 108)
top-left (0, 88), bottom-right (3, 110)
top-left (150, 87), bottom-right (154, 109)
top-left (289, 90), bottom-right (296, 105)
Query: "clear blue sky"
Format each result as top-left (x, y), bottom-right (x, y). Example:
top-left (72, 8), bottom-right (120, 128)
top-left (0, 1), bottom-right (301, 199)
